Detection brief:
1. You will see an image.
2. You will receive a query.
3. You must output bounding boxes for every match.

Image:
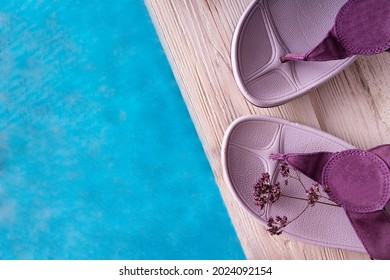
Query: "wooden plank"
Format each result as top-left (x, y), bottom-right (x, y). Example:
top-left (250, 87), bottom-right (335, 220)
top-left (145, 0), bottom-right (390, 259)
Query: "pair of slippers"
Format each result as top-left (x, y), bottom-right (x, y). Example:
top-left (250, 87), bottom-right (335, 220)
top-left (222, 0), bottom-right (390, 259)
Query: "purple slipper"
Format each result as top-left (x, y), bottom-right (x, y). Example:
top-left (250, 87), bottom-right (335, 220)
top-left (232, 0), bottom-right (389, 107)
top-left (222, 115), bottom-right (390, 259)
top-left (282, 0), bottom-right (390, 62)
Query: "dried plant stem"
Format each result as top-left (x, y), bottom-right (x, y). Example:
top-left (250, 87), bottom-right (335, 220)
top-left (280, 194), bottom-right (339, 207)
top-left (288, 204), bottom-right (311, 224)
top-left (288, 173), bottom-right (307, 192)
top-left (319, 195), bottom-right (335, 203)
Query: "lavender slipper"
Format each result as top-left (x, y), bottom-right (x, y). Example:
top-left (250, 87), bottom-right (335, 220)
top-left (232, 0), bottom-right (389, 107)
top-left (222, 115), bottom-right (390, 259)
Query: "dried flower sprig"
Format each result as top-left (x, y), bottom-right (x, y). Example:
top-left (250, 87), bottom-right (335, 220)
top-left (253, 161), bottom-right (339, 235)
top-left (253, 173), bottom-right (281, 210)
top-left (267, 216), bottom-right (288, 235)
top-left (306, 182), bottom-right (320, 205)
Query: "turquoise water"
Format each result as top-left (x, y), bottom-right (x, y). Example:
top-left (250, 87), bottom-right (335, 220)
top-left (0, 1), bottom-right (245, 259)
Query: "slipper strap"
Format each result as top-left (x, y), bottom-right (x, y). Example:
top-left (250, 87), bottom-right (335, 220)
top-left (281, 0), bottom-right (390, 62)
top-left (278, 145), bottom-right (390, 259)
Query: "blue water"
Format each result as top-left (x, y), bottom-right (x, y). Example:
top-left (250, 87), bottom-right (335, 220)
top-left (0, 1), bottom-right (245, 259)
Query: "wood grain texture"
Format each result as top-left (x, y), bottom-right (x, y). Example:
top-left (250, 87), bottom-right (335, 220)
top-left (145, 0), bottom-right (390, 259)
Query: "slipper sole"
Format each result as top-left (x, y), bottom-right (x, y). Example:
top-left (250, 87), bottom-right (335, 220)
top-left (231, 0), bottom-right (356, 107)
top-left (222, 115), bottom-right (366, 253)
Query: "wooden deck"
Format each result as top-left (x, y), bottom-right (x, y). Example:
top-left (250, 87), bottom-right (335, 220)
top-left (145, 0), bottom-right (390, 259)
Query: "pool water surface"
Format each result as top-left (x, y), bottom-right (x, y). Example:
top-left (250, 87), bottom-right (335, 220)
top-left (0, 0), bottom-right (245, 259)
